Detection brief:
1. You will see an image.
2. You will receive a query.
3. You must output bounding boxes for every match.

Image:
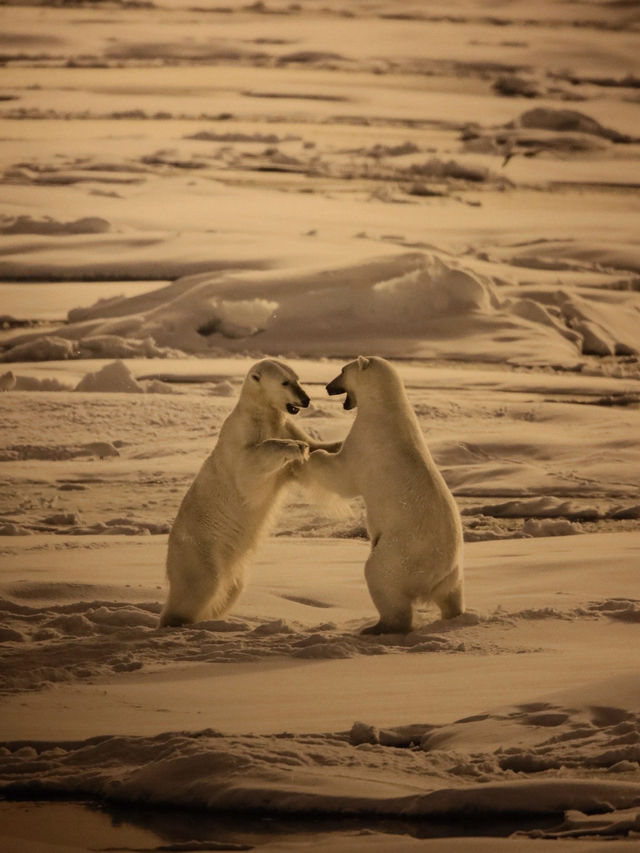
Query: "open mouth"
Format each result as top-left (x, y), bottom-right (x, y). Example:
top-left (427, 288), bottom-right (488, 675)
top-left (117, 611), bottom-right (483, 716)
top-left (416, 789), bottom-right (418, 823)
top-left (286, 403), bottom-right (300, 415)
top-left (325, 377), bottom-right (354, 410)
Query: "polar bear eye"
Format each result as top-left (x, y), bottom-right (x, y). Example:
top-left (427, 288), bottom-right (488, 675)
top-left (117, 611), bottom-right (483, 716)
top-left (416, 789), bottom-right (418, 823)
top-left (282, 380), bottom-right (290, 387)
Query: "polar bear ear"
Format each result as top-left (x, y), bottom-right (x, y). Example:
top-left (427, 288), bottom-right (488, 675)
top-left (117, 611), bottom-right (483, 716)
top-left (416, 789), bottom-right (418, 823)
top-left (357, 356), bottom-right (370, 371)
top-left (251, 372), bottom-right (261, 383)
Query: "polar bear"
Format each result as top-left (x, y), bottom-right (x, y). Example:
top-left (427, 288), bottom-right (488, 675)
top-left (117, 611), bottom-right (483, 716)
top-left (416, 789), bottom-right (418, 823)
top-left (160, 359), bottom-right (339, 627)
top-left (302, 356), bottom-right (464, 634)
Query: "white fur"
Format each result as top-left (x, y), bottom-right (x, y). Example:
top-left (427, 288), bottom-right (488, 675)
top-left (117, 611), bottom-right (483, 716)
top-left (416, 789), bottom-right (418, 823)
top-left (302, 356), bottom-right (464, 634)
top-left (160, 359), bottom-right (338, 627)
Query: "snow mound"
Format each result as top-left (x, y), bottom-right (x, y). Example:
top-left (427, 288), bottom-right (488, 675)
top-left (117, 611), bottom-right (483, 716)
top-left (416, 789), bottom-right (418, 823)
top-left (523, 518), bottom-right (580, 537)
top-left (196, 297), bottom-right (278, 339)
top-left (3, 252), bottom-right (609, 365)
top-left (0, 336), bottom-right (78, 363)
top-left (0, 215), bottom-right (110, 235)
top-left (465, 496), bottom-right (600, 521)
top-left (558, 291), bottom-right (638, 357)
top-left (75, 361), bottom-right (144, 393)
top-left (493, 238), bottom-right (640, 275)
top-left (82, 441), bottom-right (120, 459)
top-left (493, 74), bottom-right (542, 98)
top-left (463, 124), bottom-right (612, 160)
top-left (78, 335), bottom-right (182, 359)
top-left (142, 378), bottom-right (176, 394)
top-left (5, 250), bottom-right (638, 365)
top-left (360, 141), bottom-right (420, 158)
top-left (0, 523), bottom-right (31, 537)
top-left (74, 360), bottom-right (185, 393)
top-left (372, 261), bottom-right (495, 314)
top-left (0, 371), bottom-right (16, 391)
top-left (2, 585), bottom-right (635, 694)
top-left (184, 130), bottom-right (283, 144)
top-left (0, 678), bottom-right (639, 824)
top-left (13, 375), bottom-right (72, 392)
top-left (406, 158), bottom-right (492, 183)
top-left (512, 108), bottom-right (633, 143)
top-left (210, 379), bottom-right (236, 397)
top-left (0, 442), bottom-right (119, 462)
top-left (68, 519), bottom-right (169, 535)
top-left (1, 332), bottom-right (185, 363)
top-left (525, 806), bottom-right (640, 839)
top-left (587, 599), bottom-right (640, 623)
top-left (0, 596), bottom-right (479, 692)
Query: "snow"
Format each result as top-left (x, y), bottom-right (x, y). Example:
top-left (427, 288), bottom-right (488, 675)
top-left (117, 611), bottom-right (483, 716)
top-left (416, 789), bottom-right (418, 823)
top-left (1, 0), bottom-right (640, 848)
top-left (75, 360), bottom-right (144, 393)
top-left (1, 530), bottom-right (639, 846)
top-left (4, 250), bottom-right (639, 365)
top-left (0, 215), bottom-right (111, 236)
top-left (0, 370), bottom-right (16, 391)
top-left (0, 336), bottom-right (78, 363)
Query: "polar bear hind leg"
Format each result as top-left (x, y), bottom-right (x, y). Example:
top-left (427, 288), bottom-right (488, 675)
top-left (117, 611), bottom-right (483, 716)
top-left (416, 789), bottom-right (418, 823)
top-left (361, 545), bottom-right (415, 634)
top-left (215, 575), bottom-right (245, 619)
top-left (160, 581), bottom-right (212, 627)
top-left (160, 596), bottom-right (199, 627)
top-left (431, 569), bottom-right (465, 620)
top-left (160, 548), bottom-right (233, 627)
top-left (161, 574), bottom-right (243, 627)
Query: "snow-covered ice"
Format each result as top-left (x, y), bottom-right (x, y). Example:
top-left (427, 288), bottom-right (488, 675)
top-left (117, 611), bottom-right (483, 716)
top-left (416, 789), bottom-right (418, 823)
top-left (1, 0), bottom-right (639, 848)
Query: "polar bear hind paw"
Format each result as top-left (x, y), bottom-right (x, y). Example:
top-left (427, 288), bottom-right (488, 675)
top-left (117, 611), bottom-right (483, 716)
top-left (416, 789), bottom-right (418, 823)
top-left (435, 586), bottom-right (465, 620)
top-left (159, 610), bottom-right (193, 628)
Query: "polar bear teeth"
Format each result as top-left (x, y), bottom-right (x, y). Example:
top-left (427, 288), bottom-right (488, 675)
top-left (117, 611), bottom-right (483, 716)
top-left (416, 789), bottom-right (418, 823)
top-left (287, 404), bottom-right (300, 415)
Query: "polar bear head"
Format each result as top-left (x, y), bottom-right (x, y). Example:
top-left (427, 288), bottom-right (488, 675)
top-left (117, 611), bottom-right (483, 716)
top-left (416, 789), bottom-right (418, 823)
top-left (245, 359), bottom-right (310, 415)
top-left (325, 356), bottom-right (402, 410)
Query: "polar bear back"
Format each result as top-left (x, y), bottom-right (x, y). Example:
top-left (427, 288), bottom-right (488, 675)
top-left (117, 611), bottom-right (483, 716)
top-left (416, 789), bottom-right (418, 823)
top-left (345, 358), bottom-right (462, 561)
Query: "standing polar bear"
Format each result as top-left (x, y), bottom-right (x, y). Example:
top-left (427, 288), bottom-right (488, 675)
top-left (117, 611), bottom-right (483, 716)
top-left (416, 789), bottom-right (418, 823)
top-left (160, 359), bottom-right (338, 627)
top-left (304, 356), bottom-right (464, 634)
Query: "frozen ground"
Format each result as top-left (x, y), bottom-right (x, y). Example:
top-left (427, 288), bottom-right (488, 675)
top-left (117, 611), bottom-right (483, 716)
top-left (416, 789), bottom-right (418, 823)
top-left (0, 530), bottom-right (639, 851)
top-left (1, 0), bottom-right (639, 849)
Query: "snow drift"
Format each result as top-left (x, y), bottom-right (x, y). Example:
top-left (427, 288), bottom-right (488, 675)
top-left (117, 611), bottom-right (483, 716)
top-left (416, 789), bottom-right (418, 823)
top-left (3, 251), bottom-right (635, 366)
top-left (1, 677), bottom-right (639, 829)
top-left (0, 334), bottom-right (181, 362)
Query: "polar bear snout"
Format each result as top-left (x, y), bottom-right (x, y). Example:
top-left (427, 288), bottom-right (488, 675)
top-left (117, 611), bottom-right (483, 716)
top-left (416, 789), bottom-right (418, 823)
top-left (326, 375), bottom-right (346, 396)
top-left (286, 383), bottom-right (310, 415)
top-left (326, 374), bottom-right (356, 409)
top-left (296, 385), bottom-right (310, 408)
